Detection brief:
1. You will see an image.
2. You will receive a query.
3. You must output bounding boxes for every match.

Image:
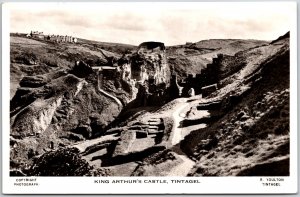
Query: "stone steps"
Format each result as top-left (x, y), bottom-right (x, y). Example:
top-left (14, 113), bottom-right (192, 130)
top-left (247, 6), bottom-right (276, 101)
top-left (148, 122), bottom-right (161, 126)
top-left (148, 129), bottom-right (164, 134)
top-left (148, 118), bottom-right (161, 121)
top-left (148, 118), bottom-right (161, 122)
top-left (146, 118), bottom-right (164, 135)
top-left (128, 125), bottom-right (148, 130)
top-left (148, 125), bottom-right (159, 129)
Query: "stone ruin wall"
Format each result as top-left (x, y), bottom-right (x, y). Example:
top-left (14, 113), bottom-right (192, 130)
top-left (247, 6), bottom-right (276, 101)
top-left (178, 54), bottom-right (224, 96)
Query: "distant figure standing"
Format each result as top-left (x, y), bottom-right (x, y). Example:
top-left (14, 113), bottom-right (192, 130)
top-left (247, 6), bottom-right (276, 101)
top-left (188, 88), bottom-right (195, 97)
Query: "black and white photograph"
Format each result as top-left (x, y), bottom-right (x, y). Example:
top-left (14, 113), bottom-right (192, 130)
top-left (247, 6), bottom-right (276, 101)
top-left (1, 1), bottom-right (298, 194)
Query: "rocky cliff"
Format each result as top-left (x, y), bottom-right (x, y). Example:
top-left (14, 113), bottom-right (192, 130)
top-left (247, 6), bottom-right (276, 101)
top-left (9, 38), bottom-right (172, 173)
top-left (117, 41), bottom-right (171, 107)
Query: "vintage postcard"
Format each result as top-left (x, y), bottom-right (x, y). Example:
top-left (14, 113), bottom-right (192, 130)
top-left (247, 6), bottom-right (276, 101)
top-left (1, 1), bottom-right (298, 194)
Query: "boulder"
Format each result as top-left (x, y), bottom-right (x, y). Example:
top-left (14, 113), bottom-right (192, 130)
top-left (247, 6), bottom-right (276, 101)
top-left (240, 114), bottom-right (250, 122)
top-left (73, 123), bottom-right (92, 139)
top-left (237, 111), bottom-right (245, 120)
top-left (19, 76), bottom-right (49, 88)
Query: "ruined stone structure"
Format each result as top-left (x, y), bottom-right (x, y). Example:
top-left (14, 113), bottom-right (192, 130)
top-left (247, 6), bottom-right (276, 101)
top-left (178, 54), bottom-right (222, 97)
top-left (203, 54), bottom-right (222, 86)
top-left (95, 41), bottom-right (227, 103)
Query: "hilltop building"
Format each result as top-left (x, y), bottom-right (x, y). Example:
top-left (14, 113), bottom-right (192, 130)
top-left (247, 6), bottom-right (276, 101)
top-left (30, 31), bottom-right (44, 39)
top-left (27, 31), bottom-right (77, 43)
top-left (47, 35), bottom-right (77, 43)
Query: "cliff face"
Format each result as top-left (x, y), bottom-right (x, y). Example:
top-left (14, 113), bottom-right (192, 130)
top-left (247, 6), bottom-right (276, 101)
top-left (10, 64), bottom-right (125, 170)
top-left (11, 97), bottom-right (63, 138)
top-left (117, 42), bottom-right (171, 106)
top-left (133, 42), bottom-right (169, 85)
top-left (119, 42), bottom-right (169, 87)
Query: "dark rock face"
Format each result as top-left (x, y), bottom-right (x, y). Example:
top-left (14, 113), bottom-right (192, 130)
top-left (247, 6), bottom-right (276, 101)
top-left (138, 42), bottom-right (166, 51)
top-left (169, 74), bottom-right (181, 100)
top-left (19, 76), bottom-right (49, 88)
top-left (202, 84), bottom-right (218, 98)
top-left (69, 61), bottom-right (94, 78)
top-left (135, 83), bottom-right (149, 106)
top-left (90, 117), bottom-right (107, 136)
top-left (72, 123), bottom-right (92, 139)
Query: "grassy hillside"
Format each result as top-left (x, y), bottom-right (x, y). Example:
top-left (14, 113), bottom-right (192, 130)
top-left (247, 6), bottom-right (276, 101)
top-left (77, 38), bottom-right (136, 55)
top-left (9, 36), bottom-right (135, 171)
top-left (180, 34), bottom-right (290, 176)
top-left (10, 36), bottom-right (132, 99)
top-left (166, 39), bottom-right (268, 80)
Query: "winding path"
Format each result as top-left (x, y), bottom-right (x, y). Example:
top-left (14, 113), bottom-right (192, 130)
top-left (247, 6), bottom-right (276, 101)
top-left (168, 97), bottom-right (212, 176)
top-left (168, 99), bottom-right (196, 176)
top-left (168, 154), bottom-right (195, 176)
top-left (98, 88), bottom-right (123, 108)
top-left (171, 101), bottom-right (189, 145)
top-left (96, 71), bottom-right (123, 108)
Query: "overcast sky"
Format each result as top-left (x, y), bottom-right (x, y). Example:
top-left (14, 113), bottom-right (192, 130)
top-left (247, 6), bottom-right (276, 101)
top-left (7, 2), bottom-right (295, 46)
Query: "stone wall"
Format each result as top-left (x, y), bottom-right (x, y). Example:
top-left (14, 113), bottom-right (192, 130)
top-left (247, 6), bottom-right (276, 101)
top-left (178, 54), bottom-right (223, 96)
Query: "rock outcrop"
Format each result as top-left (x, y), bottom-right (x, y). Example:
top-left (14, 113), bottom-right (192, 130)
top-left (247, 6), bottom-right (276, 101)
top-left (11, 97), bottom-right (62, 138)
top-left (169, 74), bottom-right (181, 99)
top-left (117, 41), bottom-right (171, 106)
top-left (9, 61), bottom-right (127, 170)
